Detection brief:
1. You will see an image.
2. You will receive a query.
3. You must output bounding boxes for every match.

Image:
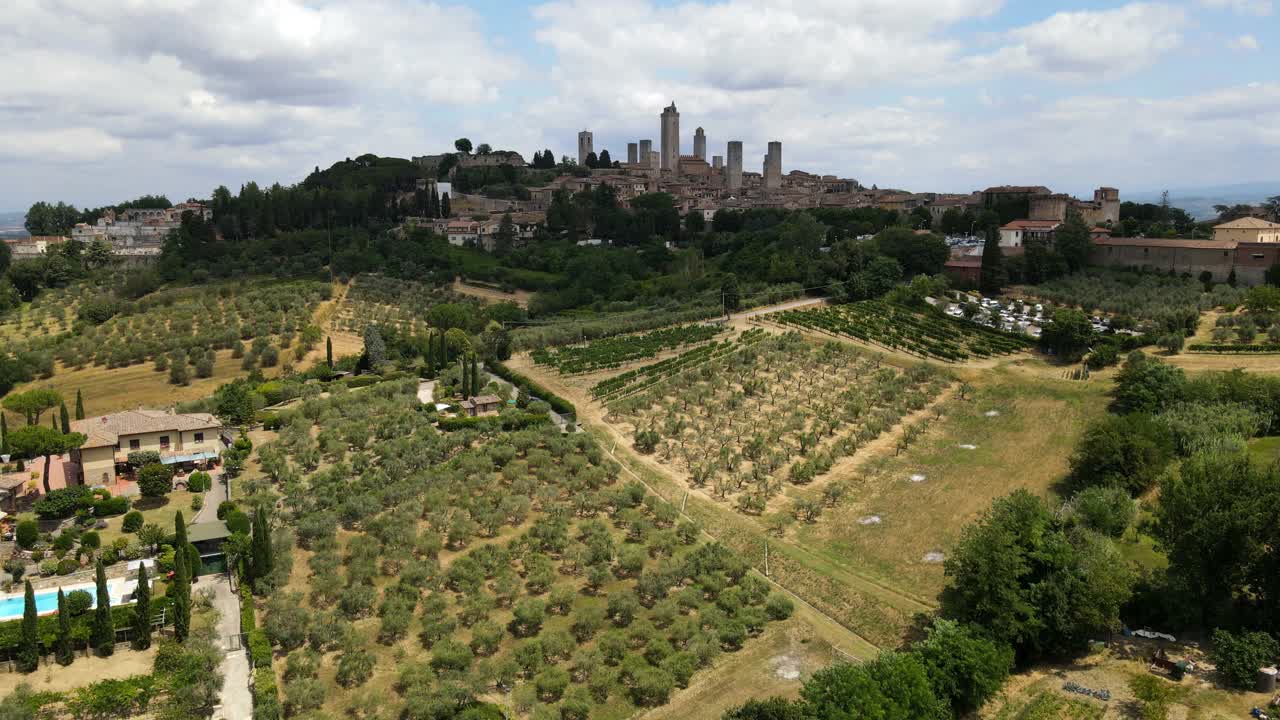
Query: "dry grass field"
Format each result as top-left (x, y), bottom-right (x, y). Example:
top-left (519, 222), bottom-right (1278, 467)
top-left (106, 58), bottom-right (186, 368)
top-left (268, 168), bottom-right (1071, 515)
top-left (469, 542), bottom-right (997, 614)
top-left (4, 349), bottom-right (278, 420)
top-left (787, 365), bottom-right (1111, 601)
top-left (517, 334), bottom-right (1114, 652)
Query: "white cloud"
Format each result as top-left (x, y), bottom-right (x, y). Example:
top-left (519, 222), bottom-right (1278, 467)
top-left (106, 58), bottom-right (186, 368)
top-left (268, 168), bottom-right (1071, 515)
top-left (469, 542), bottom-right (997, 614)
top-left (1198, 0), bottom-right (1273, 15)
top-left (0, 0), bottom-right (516, 206)
top-left (1229, 34), bottom-right (1261, 50)
top-left (973, 3), bottom-right (1187, 80)
top-left (0, 128), bottom-right (124, 163)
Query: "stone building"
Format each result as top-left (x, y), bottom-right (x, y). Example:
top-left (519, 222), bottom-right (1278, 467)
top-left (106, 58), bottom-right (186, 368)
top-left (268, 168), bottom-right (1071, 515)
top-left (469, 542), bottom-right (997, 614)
top-left (725, 141), bottom-right (743, 191)
top-left (999, 219), bottom-right (1060, 248)
top-left (1214, 217), bottom-right (1280, 244)
top-left (693, 127), bottom-right (706, 160)
top-left (764, 141), bottom-right (782, 190)
top-left (661, 103), bottom-right (680, 172)
top-left (712, 155), bottom-right (723, 170)
top-left (577, 131), bottom-right (594, 165)
top-left (456, 151), bottom-right (526, 169)
top-left (627, 143), bottom-right (638, 165)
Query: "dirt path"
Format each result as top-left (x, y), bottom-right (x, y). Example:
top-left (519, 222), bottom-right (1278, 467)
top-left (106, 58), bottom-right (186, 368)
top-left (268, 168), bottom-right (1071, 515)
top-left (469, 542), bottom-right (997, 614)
top-left (451, 278), bottom-right (531, 307)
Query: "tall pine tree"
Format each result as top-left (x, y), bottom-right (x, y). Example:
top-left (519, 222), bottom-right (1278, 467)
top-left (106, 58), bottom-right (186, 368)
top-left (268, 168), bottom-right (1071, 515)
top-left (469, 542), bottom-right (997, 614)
top-left (326, 337), bottom-right (333, 368)
top-left (132, 563), bottom-right (151, 650)
top-left (59, 402), bottom-right (70, 434)
top-left (74, 389), bottom-right (85, 421)
top-left (17, 581), bottom-right (38, 672)
top-left (91, 559), bottom-right (114, 656)
top-left (55, 588), bottom-right (72, 665)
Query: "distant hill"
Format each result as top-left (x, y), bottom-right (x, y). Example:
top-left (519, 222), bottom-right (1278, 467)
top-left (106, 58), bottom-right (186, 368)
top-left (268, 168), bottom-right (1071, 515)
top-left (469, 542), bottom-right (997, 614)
top-left (1128, 182), bottom-right (1278, 220)
top-left (0, 210), bottom-right (28, 238)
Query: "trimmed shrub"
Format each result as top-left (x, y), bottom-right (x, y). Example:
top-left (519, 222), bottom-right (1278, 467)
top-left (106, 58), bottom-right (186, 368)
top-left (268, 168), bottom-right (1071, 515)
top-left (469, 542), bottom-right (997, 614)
top-left (122, 511), bottom-right (144, 533)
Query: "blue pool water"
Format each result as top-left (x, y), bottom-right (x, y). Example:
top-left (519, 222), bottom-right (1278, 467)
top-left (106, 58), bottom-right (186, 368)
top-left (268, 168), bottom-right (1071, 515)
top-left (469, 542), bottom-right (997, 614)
top-left (0, 589), bottom-right (95, 621)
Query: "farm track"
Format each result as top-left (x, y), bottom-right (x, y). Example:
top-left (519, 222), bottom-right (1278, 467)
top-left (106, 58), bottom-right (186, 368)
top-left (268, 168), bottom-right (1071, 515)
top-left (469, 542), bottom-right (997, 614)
top-left (511, 349), bottom-right (939, 652)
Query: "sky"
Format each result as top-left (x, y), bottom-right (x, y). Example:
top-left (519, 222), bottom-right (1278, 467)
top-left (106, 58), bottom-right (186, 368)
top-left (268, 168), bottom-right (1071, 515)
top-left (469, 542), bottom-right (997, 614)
top-left (0, 0), bottom-right (1277, 211)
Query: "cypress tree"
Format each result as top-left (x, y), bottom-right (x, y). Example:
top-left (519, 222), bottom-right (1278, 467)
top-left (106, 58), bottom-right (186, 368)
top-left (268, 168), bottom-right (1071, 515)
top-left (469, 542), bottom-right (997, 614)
top-left (425, 333), bottom-right (436, 374)
top-left (173, 512), bottom-right (192, 642)
top-left (55, 588), bottom-right (73, 665)
top-left (1, 413), bottom-right (8, 454)
top-left (59, 402), bottom-right (71, 434)
top-left (441, 192), bottom-right (451, 218)
top-left (75, 389), bottom-right (85, 420)
top-left (132, 563), bottom-right (151, 650)
top-left (460, 358), bottom-right (470, 398)
top-left (91, 559), bottom-right (114, 656)
top-left (17, 580), bottom-right (38, 672)
top-left (471, 357), bottom-right (481, 396)
top-left (438, 330), bottom-right (448, 366)
top-left (979, 226), bottom-right (1007, 295)
top-left (251, 505), bottom-right (274, 591)
top-left (326, 337), bottom-right (333, 368)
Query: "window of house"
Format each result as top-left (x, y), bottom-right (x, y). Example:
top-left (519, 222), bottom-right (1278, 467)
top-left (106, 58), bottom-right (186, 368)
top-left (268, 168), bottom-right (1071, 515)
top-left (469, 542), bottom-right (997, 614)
top-left (129, 439), bottom-right (141, 450)
top-left (160, 435), bottom-right (170, 449)
top-left (194, 432), bottom-right (204, 443)
top-left (1253, 253), bottom-right (1266, 260)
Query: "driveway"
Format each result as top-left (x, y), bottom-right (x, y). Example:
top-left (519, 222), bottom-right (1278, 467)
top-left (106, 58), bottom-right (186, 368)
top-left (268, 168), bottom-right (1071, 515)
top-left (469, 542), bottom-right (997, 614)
top-left (206, 574), bottom-right (252, 720)
top-left (192, 469), bottom-right (229, 525)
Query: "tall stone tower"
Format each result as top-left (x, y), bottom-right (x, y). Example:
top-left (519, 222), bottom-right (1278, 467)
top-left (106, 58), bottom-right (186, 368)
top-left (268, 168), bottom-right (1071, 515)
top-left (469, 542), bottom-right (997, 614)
top-left (712, 156), bottom-right (723, 170)
top-left (638, 139), bottom-right (652, 165)
top-left (764, 141), bottom-right (782, 189)
top-left (726, 141), bottom-right (743, 191)
top-left (693, 127), bottom-right (706, 160)
top-left (627, 143), bottom-right (638, 165)
top-left (660, 102), bottom-right (680, 172)
top-left (577, 131), bottom-right (594, 165)
top-left (1094, 187), bottom-right (1121, 225)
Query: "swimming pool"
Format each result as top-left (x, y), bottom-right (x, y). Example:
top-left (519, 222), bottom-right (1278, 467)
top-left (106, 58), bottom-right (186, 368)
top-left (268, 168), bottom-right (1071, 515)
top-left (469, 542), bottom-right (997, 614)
top-left (0, 578), bottom-right (135, 622)
top-left (0, 588), bottom-right (87, 620)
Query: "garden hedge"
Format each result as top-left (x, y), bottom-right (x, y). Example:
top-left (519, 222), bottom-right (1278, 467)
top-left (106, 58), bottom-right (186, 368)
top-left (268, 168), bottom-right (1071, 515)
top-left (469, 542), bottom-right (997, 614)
top-left (488, 361), bottom-right (575, 417)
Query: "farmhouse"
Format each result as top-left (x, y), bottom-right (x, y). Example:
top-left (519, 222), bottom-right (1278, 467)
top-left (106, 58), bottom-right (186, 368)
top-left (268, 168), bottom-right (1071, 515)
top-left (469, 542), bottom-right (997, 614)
top-left (70, 410), bottom-right (223, 486)
top-left (459, 395), bottom-right (503, 417)
top-left (1214, 217), bottom-right (1280, 244)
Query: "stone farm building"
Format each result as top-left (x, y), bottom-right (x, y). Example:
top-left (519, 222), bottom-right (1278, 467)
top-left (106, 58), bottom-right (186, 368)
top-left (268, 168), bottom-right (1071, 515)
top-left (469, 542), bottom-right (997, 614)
top-left (70, 410), bottom-right (223, 486)
top-left (459, 395), bottom-right (503, 417)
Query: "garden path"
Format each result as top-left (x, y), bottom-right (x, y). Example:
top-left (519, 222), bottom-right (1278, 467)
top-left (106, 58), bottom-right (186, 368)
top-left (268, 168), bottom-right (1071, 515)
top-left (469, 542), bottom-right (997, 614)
top-left (209, 574), bottom-right (251, 720)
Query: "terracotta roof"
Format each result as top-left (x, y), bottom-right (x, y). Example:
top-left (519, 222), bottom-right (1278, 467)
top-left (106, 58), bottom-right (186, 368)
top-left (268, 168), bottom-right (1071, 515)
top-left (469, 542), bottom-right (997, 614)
top-left (1001, 219), bottom-right (1061, 230)
top-left (1215, 217), bottom-right (1280, 230)
top-left (71, 410), bottom-right (221, 448)
top-left (1094, 237), bottom-right (1238, 250)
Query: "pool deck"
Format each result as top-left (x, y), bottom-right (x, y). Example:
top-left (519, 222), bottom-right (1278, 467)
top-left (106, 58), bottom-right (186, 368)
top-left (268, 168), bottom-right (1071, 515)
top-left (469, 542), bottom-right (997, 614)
top-left (0, 575), bottom-right (142, 621)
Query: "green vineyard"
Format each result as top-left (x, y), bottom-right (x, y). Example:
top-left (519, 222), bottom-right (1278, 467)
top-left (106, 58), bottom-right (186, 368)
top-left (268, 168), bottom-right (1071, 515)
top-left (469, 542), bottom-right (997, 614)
top-left (778, 301), bottom-right (1031, 362)
top-left (532, 323), bottom-right (725, 375)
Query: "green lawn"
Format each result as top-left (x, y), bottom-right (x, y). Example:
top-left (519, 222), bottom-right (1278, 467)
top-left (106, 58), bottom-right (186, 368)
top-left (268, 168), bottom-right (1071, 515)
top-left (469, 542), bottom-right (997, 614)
top-left (1247, 436), bottom-right (1280, 467)
top-left (19, 489), bottom-right (199, 547)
